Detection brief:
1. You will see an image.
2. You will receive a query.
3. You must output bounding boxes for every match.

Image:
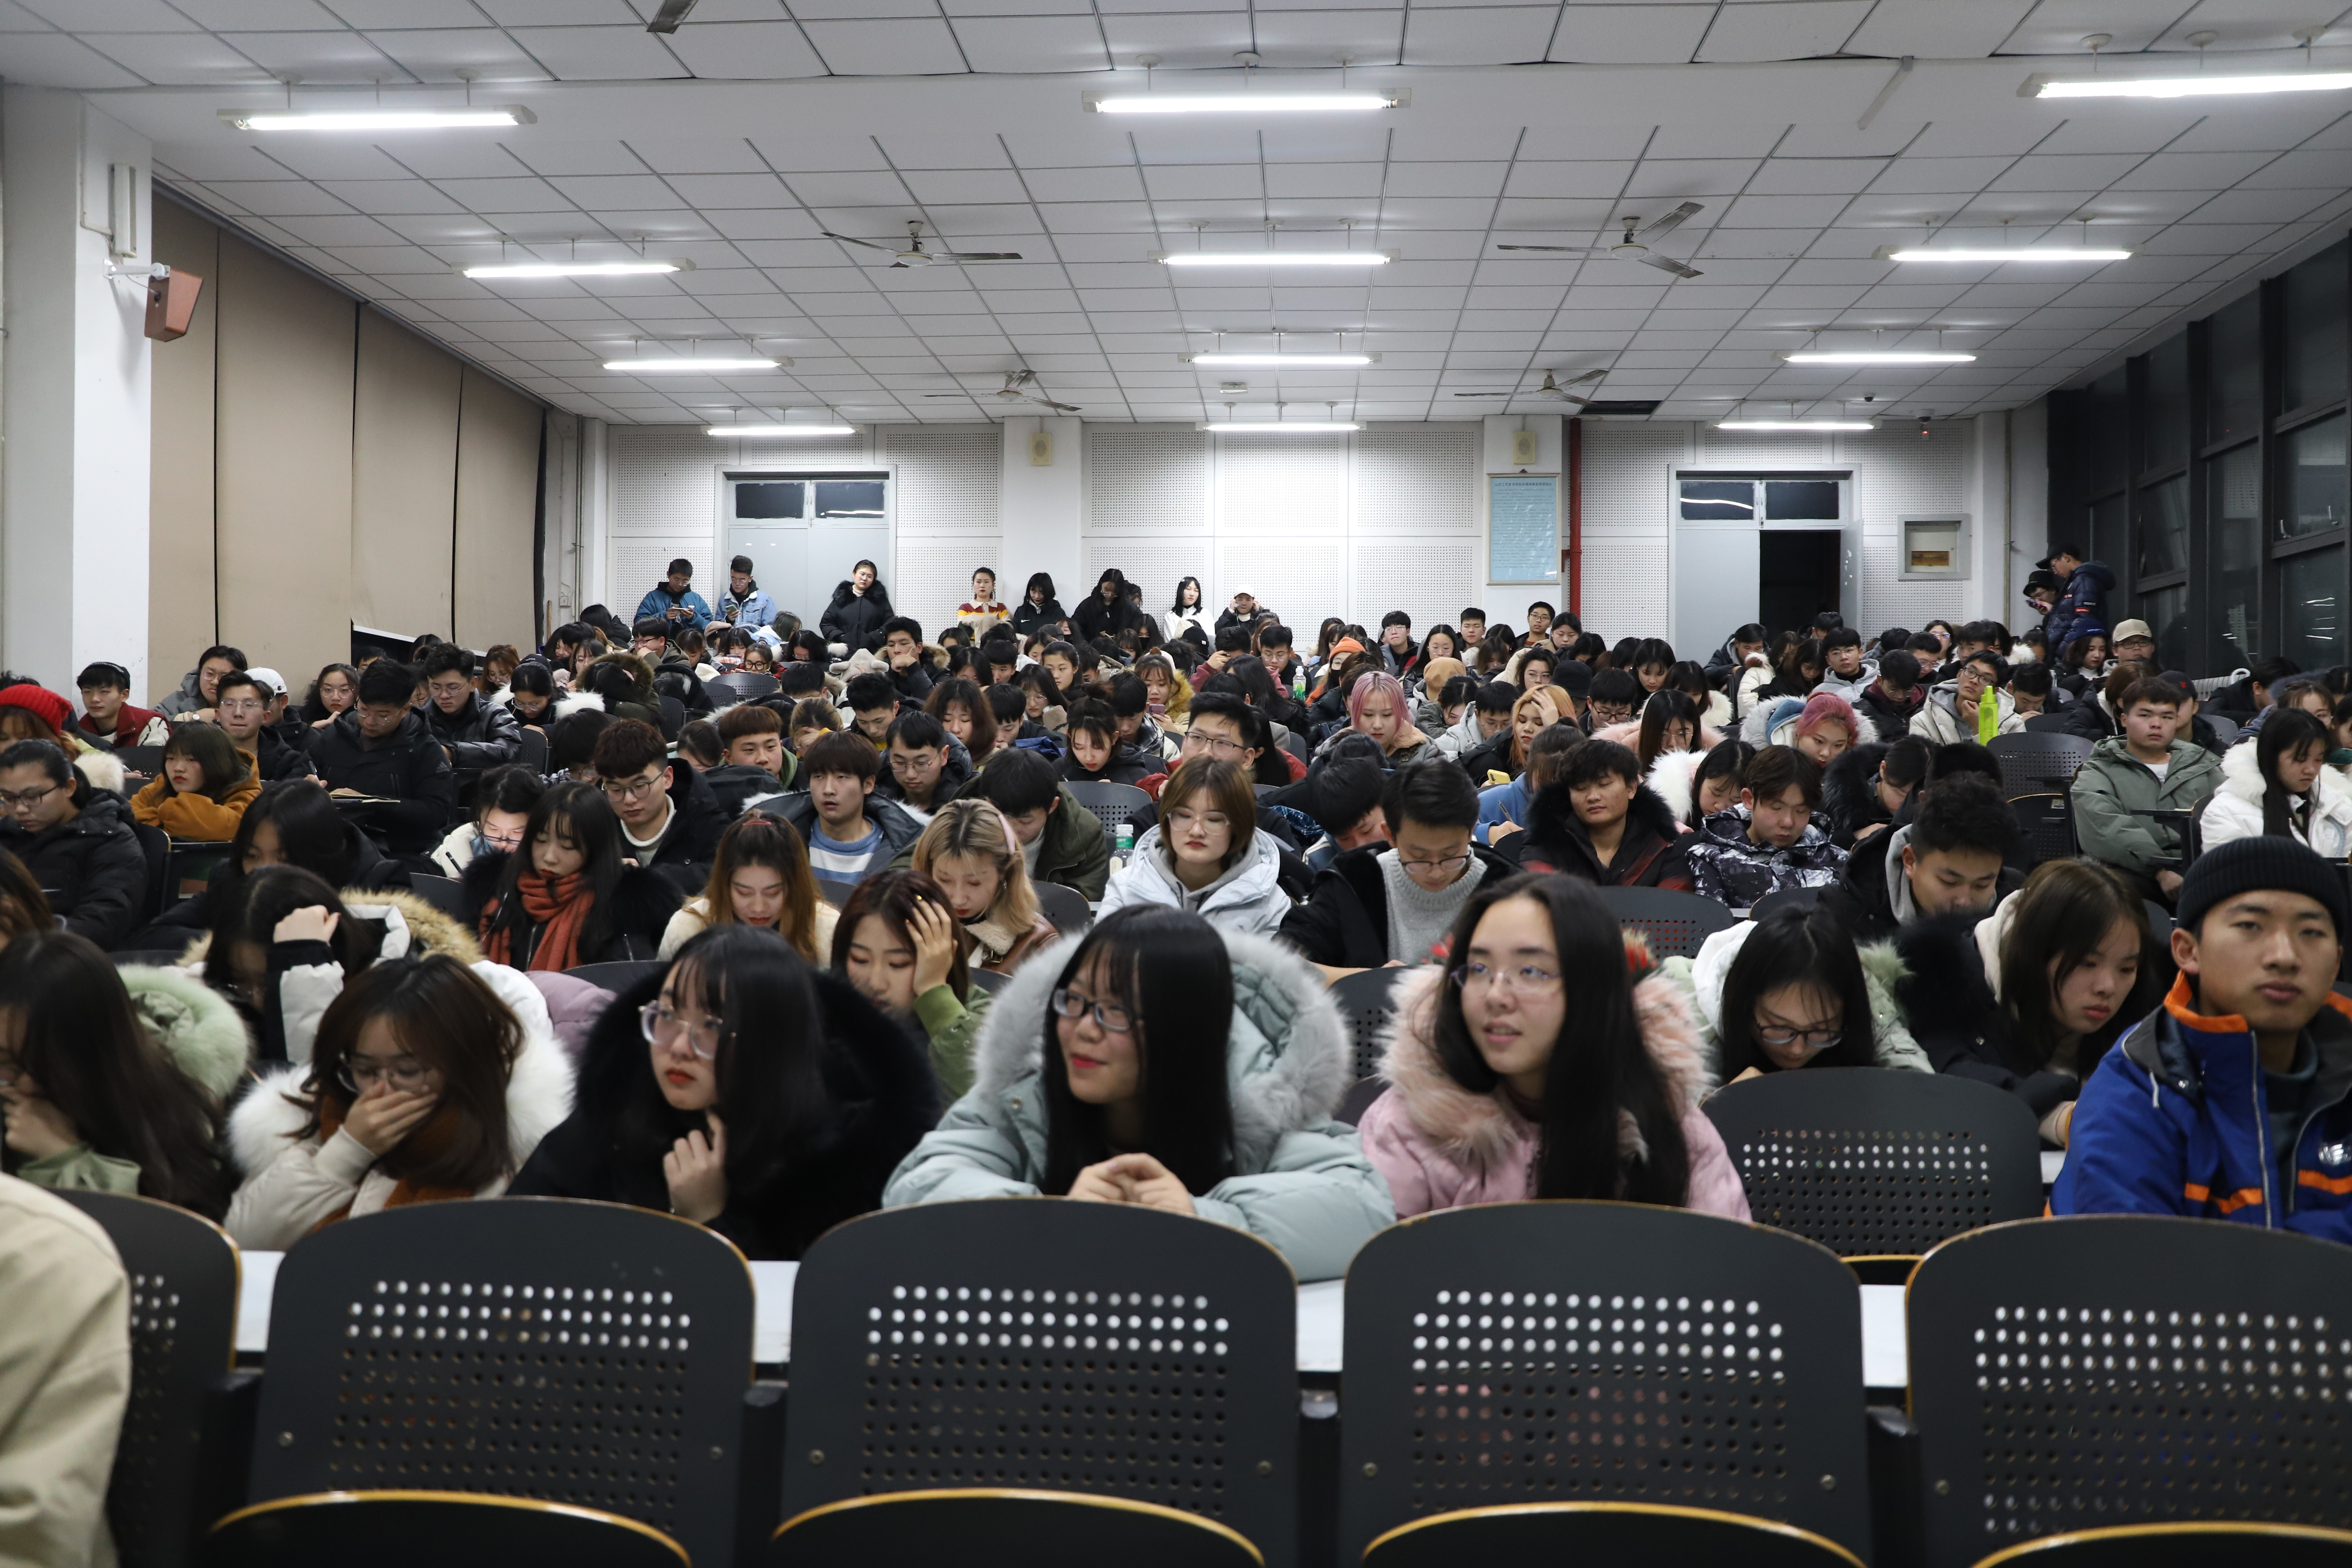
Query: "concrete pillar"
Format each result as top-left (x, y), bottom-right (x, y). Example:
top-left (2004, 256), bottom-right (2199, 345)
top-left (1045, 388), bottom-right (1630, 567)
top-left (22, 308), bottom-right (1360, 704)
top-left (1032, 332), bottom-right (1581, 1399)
top-left (1, 89), bottom-right (154, 698)
top-left (1002, 413), bottom-right (1082, 601)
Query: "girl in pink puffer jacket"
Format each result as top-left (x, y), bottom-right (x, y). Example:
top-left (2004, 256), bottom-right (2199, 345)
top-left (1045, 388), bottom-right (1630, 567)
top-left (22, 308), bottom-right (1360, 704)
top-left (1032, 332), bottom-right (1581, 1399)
top-left (1356, 874), bottom-right (1750, 1220)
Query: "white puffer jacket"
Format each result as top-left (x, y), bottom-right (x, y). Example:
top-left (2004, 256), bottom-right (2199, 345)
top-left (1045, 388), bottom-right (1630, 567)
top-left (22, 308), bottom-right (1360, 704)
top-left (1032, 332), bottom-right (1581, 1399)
top-left (2200, 735), bottom-right (2352, 859)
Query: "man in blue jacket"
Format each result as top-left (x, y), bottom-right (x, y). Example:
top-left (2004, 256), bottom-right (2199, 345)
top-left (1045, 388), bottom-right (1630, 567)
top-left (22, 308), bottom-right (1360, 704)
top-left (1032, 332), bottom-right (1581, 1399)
top-left (2054, 836), bottom-right (2352, 1242)
top-left (2037, 541), bottom-right (2115, 649)
top-left (718, 553), bottom-right (778, 640)
top-left (635, 557), bottom-right (712, 631)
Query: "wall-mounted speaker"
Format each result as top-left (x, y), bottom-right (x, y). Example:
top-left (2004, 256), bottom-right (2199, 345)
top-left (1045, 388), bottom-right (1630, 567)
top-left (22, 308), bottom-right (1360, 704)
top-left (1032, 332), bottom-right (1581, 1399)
top-left (145, 269), bottom-right (202, 342)
top-left (1510, 428), bottom-right (1539, 467)
top-left (1029, 429), bottom-right (1053, 466)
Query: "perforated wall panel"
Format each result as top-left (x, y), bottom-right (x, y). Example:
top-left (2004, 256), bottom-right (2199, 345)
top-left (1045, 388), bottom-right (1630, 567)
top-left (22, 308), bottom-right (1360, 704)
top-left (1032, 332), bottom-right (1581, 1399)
top-left (1697, 431), bottom-right (1835, 468)
top-left (722, 432), bottom-right (873, 468)
top-left (1088, 426), bottom-right (1208, 532)
top-left (1217, 536), bottom-right (1343, 631)
top-left (1355, 424), bottom-right (1479, 534)
top-left (611, 539), bottom-right (710, 605)
top-left (879, 425), bottom-right (1003, 532)
top-left (614, 428), bottom-right (718, 536)
top-left (1581, 533), bottom-right (1669, 645)
top-left (1215, 434), bottom-right (1349, 537)
top-left (1580, 424), bottom-right (1689, 534)
top-left (1353, 541), bottom-right (1475, 635)
top-left (1085, 539), bottom-right (1210, 616)
top-left (898, 536), bottom-right (1003, 639)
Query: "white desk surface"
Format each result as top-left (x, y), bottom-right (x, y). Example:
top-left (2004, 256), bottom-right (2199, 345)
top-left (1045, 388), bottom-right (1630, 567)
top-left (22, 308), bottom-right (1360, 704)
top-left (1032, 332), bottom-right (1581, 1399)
top-left (238, 1256), bottom-right (1910, 1386)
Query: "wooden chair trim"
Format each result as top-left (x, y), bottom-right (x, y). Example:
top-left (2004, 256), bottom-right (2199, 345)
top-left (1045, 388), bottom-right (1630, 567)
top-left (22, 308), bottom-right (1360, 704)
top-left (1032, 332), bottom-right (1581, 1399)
top-left (771, 1486), bottom-right (1267, 1562)
top-left (207, 1488), bottom-right (691, 1563)
top-left (1970, 1520), bottom-right (2352, 1566)
top-left (1363, 1501), bottom-right (1867, 1566)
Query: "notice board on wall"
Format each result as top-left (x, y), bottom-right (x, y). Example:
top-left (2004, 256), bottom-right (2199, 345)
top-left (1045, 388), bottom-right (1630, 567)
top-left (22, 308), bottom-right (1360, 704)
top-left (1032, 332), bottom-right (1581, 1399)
top-left (1488, 472), bottom-right (1561, 583)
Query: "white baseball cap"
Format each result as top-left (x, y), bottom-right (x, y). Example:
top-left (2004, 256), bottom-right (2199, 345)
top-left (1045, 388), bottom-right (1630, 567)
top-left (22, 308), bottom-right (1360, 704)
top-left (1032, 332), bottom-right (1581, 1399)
top-left (245, 666), bottom-right (288, 698)
top-left (1230, 584), bottom-right (1255, 599)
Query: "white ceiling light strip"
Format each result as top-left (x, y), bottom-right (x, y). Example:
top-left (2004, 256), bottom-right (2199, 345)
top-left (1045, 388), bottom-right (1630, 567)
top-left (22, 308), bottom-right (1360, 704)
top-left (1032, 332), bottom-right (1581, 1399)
top-left (605, 356), bottom-right (783, 372)
top-left (1156, 251), bottom-right (1392, 268)
top-left (466, 259), bottom-right (689, 279)
top-left (1201, 421), bottom-right (1361, 432)
top-left (712, 422), bottom-right (854, 437)
top-left (1084, 91), bottom-right (1403, 114)
top-left (222, 107), bottom-right (533, 131)
top-left (1184, 352), bottom-right (1375, 366)
top-left (1717, 419), bottom-right (1877, 430)
top-left (1779, 350), bottom-right (1975, 365)
top-left (2024, 69), bottom-right (2352, 98)
top-left (1876, 246), bottom-right (2130, 263)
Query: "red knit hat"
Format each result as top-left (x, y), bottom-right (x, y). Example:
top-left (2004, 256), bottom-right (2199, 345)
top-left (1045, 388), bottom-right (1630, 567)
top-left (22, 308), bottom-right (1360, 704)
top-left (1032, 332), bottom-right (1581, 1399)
top-left (0, 683), bottom-right (72, 735)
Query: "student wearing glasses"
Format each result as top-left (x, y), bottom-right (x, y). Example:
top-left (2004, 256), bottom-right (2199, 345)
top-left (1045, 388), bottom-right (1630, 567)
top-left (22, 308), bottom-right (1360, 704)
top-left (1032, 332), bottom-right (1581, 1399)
top-left (1358, 873), bottom-right (1749, 1219)
top-left (1283, 762), bottom-right (1515, 972)
top-left (1657, 902), bottom-right (1929, 1083)
top-left (1135, 691), bottom-right (1291, 796)
top-left (588, 719), bottom-right (729, 878)
top-left (510, 926), bottom-right (939, 1259)
top-left (224, 953), bottom-right (574, 1248)
top-left (1099, 757), bottom-right (1292, 936)
top-left (883, 905), bottom-right (1391, 1281)
top-left (469, 782), bottom-right (682, 969)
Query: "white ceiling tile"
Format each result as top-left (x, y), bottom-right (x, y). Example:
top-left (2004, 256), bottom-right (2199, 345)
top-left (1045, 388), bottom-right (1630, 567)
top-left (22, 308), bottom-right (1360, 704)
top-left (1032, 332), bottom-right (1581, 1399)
top-left (1869, 155), bottom-right (2014, 194)
top-left (1993, 0), bottom-right (2173, 53)
top-left (666, 171), bottom-right (792, 205)
top-left (1695, 0), bottom-right (1870, 61)
top-left (175, 0), bottom-right (346, 23)
top-left (478, 0), bottom-right (641, 21)
top-left (1842, 0), bottom-right (2033, 57)
top-left (214, 28), bottom-right (408, 74)
top-left (20, 0), bottom-right (187, 22)
top-left (1501, 160), bottom-right (1635, 199)
top-left (900, 168), bottom-right (1033, 204)
top-left (316, 178), bottom-right (471, 213)
top-left (1987, 153), bottom-right (2143, 191)
top-left (1548, 3), bottom-right (1709, 62)
top-left (510, 141), bottom-right (651, 176)
top-left (784, 169), bottom-right (910, 205)
top-left (2194, 187), bottom-right (2343, 224)
top-left (204, 179), bottom-right (355, 216)
top-left (707, 208), bottom-right (826, 238)
top-left (2244, 147), bottom-right (2352, 187)
top-left (1747, 157), bottom-right (1888, 196)
top-left (0, 31), bottom-right (160, 83)
top-left (2112, 149), bottom-right (2281, 189)
top-left (1096, 10), bottom-right (1253, 63)
top-left (952, 13), bottom-right (1112, 69)
top-left (1401, 6), bottom-right (1555, 64)
top-left (361, 28), bottom-right (554, 78)
top-left (548, 173), bottom-right (689, 207)
top-left (1623, 159), bottom-right (1759, 199)
top-left (83, 32), bottom-right (274, 83)
top-left (507, 24), bottom-right (689, 78)
top-left (440, 175), bottom-right (575, 211)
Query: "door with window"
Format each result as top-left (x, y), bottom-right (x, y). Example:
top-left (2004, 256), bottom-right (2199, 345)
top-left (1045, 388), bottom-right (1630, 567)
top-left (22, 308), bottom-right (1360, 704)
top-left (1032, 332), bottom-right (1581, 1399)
top-left (1672, 473), bottom-right (1851, 650)
top-left (722, 472), bottom-right (891, 635)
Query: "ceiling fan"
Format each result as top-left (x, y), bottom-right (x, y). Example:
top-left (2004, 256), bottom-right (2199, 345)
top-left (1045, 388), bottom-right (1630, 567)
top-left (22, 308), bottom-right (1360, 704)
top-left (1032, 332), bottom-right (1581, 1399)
top-left (822, 220), bottom-right (1022, 268)
top-left (1496, 201), bottom-right (1706, 278)
top-left (924, 369), bottom-right (1081, 413)
top-left (1452, 369), bottom-right (1607, 405)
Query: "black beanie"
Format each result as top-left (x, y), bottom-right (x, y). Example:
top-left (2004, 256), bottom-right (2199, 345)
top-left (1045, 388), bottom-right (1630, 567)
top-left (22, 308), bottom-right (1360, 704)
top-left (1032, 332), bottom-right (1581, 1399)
top-left (2174, 836), bottom-right (2349, 939)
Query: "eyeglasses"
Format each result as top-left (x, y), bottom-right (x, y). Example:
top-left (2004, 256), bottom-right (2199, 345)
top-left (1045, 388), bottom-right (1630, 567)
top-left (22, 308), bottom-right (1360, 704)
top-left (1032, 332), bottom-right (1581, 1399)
top-left (1399, 852), bottom-right (1474, 876)
top-left (1051, 987), bottom-right (1135, 1034)
top-left (1164, 808), bottom-right (1231, 833)
top-left (1449, 962), bottom-right (1563, 997)
top-left (337, 1056), bottom-right (435, 1094)
top-left (1755, 1025), bottom-right (1842, 1050)
top-left (602, 772), bottom-right (666, 802)
top-left (640, 1000), bottom-right (721, 1060)
top-left (479, 828), bottom-right (526, 852)
top-left (0, 782), bottom-right (62, 811)
top-left (1182, 731), bottom-right (1250, 758)
top-left (218, 696), bottom-right (268, 714)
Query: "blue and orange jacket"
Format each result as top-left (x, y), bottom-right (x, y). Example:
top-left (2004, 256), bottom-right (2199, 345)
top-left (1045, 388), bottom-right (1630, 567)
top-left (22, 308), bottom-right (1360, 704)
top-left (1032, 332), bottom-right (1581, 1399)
top-left (2053, 976), bottom-right (2352, 1239)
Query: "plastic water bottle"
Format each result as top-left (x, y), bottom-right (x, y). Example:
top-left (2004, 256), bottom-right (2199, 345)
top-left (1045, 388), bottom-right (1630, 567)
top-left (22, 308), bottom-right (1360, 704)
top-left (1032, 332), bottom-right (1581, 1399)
top-left (1113, 821), bottom-right (1133, 870)
top-left (1291, 665), bottom-right (1307, 701)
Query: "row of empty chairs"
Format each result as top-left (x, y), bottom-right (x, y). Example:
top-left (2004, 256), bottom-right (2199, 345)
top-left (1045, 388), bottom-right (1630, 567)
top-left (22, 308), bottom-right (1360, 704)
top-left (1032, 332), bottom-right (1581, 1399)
top-left (68, 1190), bottom-right (2352, 1568)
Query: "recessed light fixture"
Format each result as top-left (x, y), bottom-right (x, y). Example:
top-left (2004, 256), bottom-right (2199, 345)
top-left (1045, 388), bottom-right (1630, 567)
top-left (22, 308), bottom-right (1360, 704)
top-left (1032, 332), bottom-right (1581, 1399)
top-left (2022, 69), bottom-right (2352, 99)
top-left (221, 107), bottom-right (534, 131)
top-left (1778, 350), bottom-right (1977, 365)
top-left (1184, 352), bottom-right (1376, 367)
top-left (1876, 246), bottom-right (2132, 263)
top-left (1084, 91), bottom-right (1403, 114)
top-left (1717, 419), bottom-right (1877, 431)
top-left (604, 356), bottom-right (783, 372)
top-left (464, 259), bottom-right (689, 279)
top-left (1200, 420), bottom-right (1361, 432)
top-left (712, 422), bottom-right (855, 438)
top-left (1156, 251), bottom-right (1392, 268)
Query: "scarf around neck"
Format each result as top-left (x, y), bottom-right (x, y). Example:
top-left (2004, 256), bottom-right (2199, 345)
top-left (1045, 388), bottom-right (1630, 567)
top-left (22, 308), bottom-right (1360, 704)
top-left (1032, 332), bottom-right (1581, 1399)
top-left (481, 869), bottom-right (595, 972)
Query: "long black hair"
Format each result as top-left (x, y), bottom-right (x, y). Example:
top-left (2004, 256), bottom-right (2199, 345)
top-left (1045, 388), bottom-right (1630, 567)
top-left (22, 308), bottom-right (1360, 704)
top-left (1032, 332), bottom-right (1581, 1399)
top-left (1714, 905), bottom-right (1877, 1076)
top-left (480, 782), bottom-right (630, 961)
top-left (233, 779), bottom-right (357, 886)
top-left (1040, 906), bottom-right (1237, 1199)
top-left (0, 933), bottom-right (231, 1218)
top-left (1429, 873), bottom-right (1690, 1205)
top-left (2259, 707), bottom-right (2332, 840)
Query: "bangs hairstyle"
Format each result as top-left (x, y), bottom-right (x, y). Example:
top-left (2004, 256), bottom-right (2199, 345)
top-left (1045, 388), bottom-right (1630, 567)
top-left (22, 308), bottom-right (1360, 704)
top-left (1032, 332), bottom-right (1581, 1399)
top-left (481, 782), bottom-right (629, 959)
top-left (1427, 874), bottom-right (1689, 1205)
top-left (1714, 905), bottom-right (1877, 1076)
top-left (0, 931), bottom-right (230, 1219)
top-left (1347, 670), bottom-right (1410, 730)
top-left (703, 811), bottom-right (821, 960)
top-left (1158, 757), bottom-right (1258, 872)
top-left (297, 954), bottom-right (523, 1193)
top-left (830, 867), bottom-right (973, 1005)
top-left (1998, 859), bottom-right (2154, 1071)
top-left (1634, 689), bottom-right (1701, 772)
top-left (911, 797), bottom-right (1040, 933)
top-left (164, 721), bottom-right (252, 802)
top-left (2257, 706), bottom-right (2334, 838)
top-left (925, 676), bottom-right (998, 758)
top-left (1040, 905), bottom-right (1236, 1198)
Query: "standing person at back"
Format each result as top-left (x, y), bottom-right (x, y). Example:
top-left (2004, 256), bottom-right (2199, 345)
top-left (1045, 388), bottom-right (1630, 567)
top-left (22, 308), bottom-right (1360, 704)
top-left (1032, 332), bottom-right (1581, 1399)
top-left (2072, 676), bottom-right (2223, 908)
top-left (636, 556), bottom-right (712, 632)
top-left (718, 554), bottom-right (777, 638)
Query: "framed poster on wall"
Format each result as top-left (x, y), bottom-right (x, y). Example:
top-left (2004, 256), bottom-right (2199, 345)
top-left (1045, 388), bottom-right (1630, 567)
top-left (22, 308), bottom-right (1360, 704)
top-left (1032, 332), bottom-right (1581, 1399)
top-left (1488, 472), bottom-right (1561, 583)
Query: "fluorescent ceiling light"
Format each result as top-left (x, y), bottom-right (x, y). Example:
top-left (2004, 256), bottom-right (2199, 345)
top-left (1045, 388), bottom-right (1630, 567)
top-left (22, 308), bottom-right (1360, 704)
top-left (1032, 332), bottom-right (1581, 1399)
top-left (1200, 421), bottom-right (1361, 432)
top-left (1184, 352), bottom-right (1375, 367)
top-left (1085, 91), bottom-right (1403, 114)
top-left (1778, 350), bottom-right (1977, 365)
top-left (464, 259), bottom-right (688, 279)
top-left (1717, 419), bottom-right (1876, 431)
top-left (2023, 69), bottom-right (2352, 100)
top-left (711, 423), bottom-right (855, 438)
top-left (604, 356), bottom-right (782, 372)
top-left (222, 107), bottom-right (533, 131)
top-left (1877, 246), bottom-right (2132, 263)
top-left (1157, 251), bottom-right (1392, 268)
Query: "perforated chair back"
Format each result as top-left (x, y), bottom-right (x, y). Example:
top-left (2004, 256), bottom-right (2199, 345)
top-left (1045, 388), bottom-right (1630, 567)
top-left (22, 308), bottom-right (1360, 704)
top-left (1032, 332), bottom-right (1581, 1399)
top-left (1337, 1202), bottom-right (1870, 1563)
top-left (783, 1199), bottom-right (1301, 1565)
top-left (1328, 965), bottom-right (1410, 1082)
top-left (1967, 1522), bottom-right (2352, 1568)
top-left (405, 873), bottom-right (471, 921)
top-left (203, 1492), bottom-right (688, 1568)
top-left (1987, 733), bottom-right (2096, 800)
top-left (245, 1199), bottom-right (754, 1568)
top-left (1064, 781), bottom-right (1154, 852)
top-left (1595, 885), bottom-right (1741, 960)
top-left (1909, 1215), bottom-right (2352, 1568)
top-left (710, 671), bottom-right (781, 704)
top-left (55, 1191), bottom-right (239, 1568)
top-left (564, 959), bottom-right (664, 991)
top-left (1703, 1068), bottom-right (2043, 1261)
top-left (2012, 793), bottom-right (2076, 864)
top-left (1032, 880), bottom-right (1092, 935)
top-left (2205, 714), bottom-right (2242, 748)
top-left (771, 1490), bottom-right (1266, 1568)
top-left (1749, 886), bottom-right (1821, 922)
top-left (516, 727), bottom-right (549, 774)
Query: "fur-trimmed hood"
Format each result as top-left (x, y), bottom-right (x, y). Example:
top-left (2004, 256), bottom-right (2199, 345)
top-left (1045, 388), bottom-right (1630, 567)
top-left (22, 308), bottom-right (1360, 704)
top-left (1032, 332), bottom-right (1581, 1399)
top-left (74, 747), bottom-right (126, 798)
top-left (1524, 771), bottom-right (1684, 853)
top-left (968, 925), bottom-right (1351, 1171)
top-left (181, 886), bottom-right (484, 969)
top-left (225, 960), bottom-right (574, 1178)
top-left (119, 963), bottom-right (252, 1101)
top-left (1374, 933), bottom-right (1708, 1176)
top-left (553, 690), bottom-right (606, 721)
top-left (1657, 921), bottom-right (1931, 1076)
top-left (1644, 749), bottom-right (1706, 828)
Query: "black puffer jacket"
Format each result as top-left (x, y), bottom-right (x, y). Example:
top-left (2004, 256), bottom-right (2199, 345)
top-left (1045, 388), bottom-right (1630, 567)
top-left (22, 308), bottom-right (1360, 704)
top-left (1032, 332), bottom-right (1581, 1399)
top-left (1892, 914), bottom-right (2098, 1120)
top-left (1821, 743), bottom-right (1890, 850)
top-left (820, 580), bottom-right (894, 652)
top-left (1507, 779), bottom-right (1693, 890)
top-left (0, 788), bottom-right (147, 948)
top-left (1010, 597), bottom-right (1068, 639)
top-left (423, 691), bottom-right (522, 776)
top-left (507, 966), bottom-right (940, 1260)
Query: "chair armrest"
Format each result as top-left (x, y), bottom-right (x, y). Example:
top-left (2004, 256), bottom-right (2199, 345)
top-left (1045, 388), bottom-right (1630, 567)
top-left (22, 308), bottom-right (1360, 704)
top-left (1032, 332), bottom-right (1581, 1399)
top-left (734, 1381), bottom-right (789, 1568)
top-left (1865, 1404), bottom-right (1922, 1568)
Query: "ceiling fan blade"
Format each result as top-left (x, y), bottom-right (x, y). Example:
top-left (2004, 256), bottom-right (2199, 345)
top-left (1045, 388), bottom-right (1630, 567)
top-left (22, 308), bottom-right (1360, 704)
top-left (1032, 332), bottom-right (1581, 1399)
top-left (644, 0), bottom-right (697, 32)
top-left (934, 251), bottom-right (1024, 262)
top-left (1494, 244), bottom-right (1595, 253)
top-left (1635, 201), bottom-right (1703, 239)
top-left (1637, 254), bottom-right (1703, 279)
top-left (1550, 391), bottom-right (1594, 406)
top-left (1038, 399), bottom-right (1083, 413)
top-left (821, 231), bottom-right (897, 253)
top-left (1560, 368), bottom-right (1607, 386)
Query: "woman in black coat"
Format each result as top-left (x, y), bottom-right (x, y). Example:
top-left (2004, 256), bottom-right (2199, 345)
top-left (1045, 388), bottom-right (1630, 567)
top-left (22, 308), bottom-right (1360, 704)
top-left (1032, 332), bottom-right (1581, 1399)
top-left (819, 559), bottom-right (894, 652)
top-left (1070, 568), bottom-right (1145, 645)
top-left (507, 926), bottom-right (939, 1259)
top-left (1010, 572), bottom-right (1068, 639)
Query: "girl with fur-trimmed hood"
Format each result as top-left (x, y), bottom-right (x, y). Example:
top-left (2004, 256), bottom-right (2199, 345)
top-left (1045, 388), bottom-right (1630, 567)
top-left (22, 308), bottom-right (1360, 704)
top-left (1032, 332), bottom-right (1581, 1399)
top-left (882, 906), bottom-right (1393, 1282)
top-left (1655, 903), bottom-right (1930, 1081)
top-left (1357, 873), bottom-right (1749, 1219)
